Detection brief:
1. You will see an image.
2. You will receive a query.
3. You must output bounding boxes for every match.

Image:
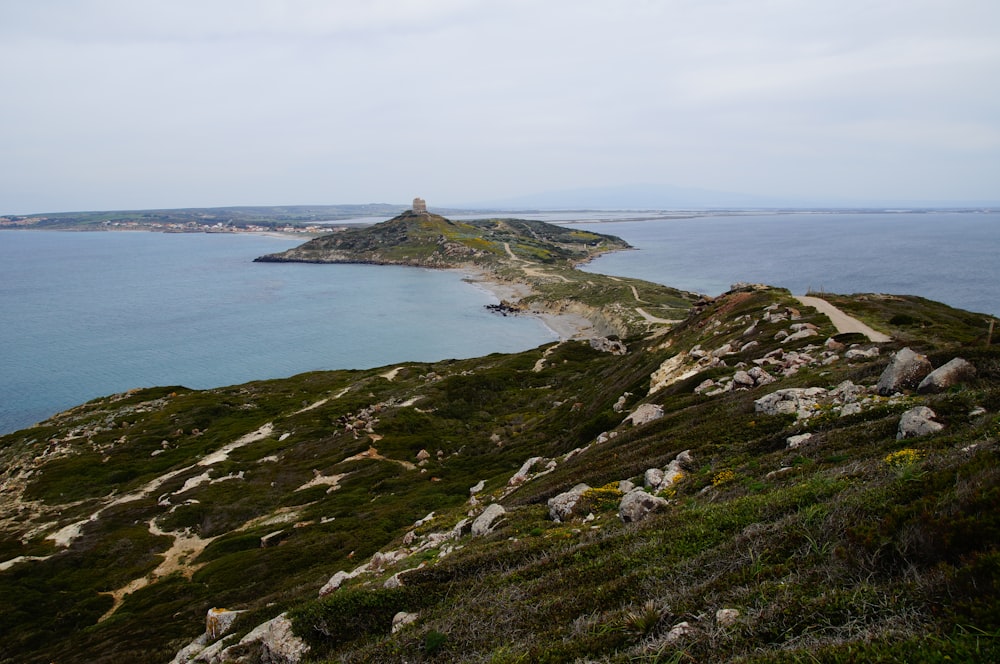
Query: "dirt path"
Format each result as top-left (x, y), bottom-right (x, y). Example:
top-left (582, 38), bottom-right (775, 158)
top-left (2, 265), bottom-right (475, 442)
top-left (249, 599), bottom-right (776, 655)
top-left (635, 307), bottom-right (682, 325)
top-left (795, 295), bottom-right (892, 343)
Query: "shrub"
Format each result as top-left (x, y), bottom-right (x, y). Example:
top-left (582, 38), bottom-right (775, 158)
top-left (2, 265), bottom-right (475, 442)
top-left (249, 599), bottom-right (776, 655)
top-left (578, 482), bottom-right (624, 513)
top-left (712, 469), bottom-right (737, 487)
top-left (884, 448), bottom-right (925, 467)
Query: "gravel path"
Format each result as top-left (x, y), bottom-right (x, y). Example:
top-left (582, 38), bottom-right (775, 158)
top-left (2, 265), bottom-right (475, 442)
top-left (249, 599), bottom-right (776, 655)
top-left (795, 295), bottom-right (892, 342)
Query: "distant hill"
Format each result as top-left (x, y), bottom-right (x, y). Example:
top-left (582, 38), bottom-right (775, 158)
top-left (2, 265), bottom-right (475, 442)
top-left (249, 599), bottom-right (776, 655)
top-left (254, 209), bottom-right (631, 268)
top-left (0, 204), bottom-right (409, 232)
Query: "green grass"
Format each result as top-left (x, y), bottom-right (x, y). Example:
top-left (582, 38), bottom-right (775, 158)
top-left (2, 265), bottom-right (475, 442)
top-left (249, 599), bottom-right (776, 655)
top-left (2, 283), bottom-right (999, 663)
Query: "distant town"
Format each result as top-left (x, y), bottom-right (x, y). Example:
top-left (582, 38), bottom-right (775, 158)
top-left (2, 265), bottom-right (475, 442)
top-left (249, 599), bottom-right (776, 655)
top-left (0, 216), bottom-right (333, 234)
top-left (0, 204), bottom-right (411, 234)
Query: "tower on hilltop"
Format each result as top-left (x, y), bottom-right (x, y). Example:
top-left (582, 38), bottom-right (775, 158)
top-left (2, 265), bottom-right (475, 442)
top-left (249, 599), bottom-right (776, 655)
top-left (412, 197), bottom-right (427, 214)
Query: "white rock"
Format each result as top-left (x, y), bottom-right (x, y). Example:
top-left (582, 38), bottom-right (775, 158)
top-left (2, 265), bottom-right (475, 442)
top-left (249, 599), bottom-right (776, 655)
top-left (644, 468), bottom-right (665, 490)
top-left (664, 621), bottom-right (696, 643)
top-left (219, 613), bottom-right (308, 664)
top-left (918, 358), bottom-right (977, 394)
top-left (319, 570), bottom-right (352, 596)
top-left (897, 406), bottom-right (944, 439)
top-left (548, 484), bottom-right (591, 521)
top-left (845, 346), bottom-right (880, 360)
top-left (471, 503), bottom-right (506, 536)
top-left (618, 489), bottom-right (669, 523)
top-left (786, 433), bottom-right (813, 449)
top-left (783, 328), bottom-right (818, 344)
top-left (392, 611), bottom-right (419, 633)
top-left (876, 347), bottom-right (933, 395)
top-left (624, 403), bottom-right (664, 427)
top-left (716, 608), bottom-right (741, 627)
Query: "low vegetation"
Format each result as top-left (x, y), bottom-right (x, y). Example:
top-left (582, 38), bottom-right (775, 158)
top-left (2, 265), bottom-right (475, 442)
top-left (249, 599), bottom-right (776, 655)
top-left (1, 214), bottom-right (998, 663)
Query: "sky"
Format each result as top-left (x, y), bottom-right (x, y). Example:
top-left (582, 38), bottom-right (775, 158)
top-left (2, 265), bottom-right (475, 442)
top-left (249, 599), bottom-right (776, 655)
top-left (1, 0), bottom-right (999, 213)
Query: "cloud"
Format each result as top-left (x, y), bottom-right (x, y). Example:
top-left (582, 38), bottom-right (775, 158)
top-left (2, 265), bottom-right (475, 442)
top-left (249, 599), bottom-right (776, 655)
top-left (1, 0), bottom-right (998, 212)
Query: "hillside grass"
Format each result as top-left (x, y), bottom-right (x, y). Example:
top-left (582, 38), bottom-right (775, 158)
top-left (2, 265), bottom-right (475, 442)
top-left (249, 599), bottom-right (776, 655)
top-left (1, 269), bottom-right (998, 662)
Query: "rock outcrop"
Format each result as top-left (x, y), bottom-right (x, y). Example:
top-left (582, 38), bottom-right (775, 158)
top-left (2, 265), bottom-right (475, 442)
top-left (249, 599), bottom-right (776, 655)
top-left (590, 336), bottom-right (628, 355)
top-left (876, 347), bottom-right (933, 395)
top-left (471, 503), bottom-right (506, 535)
top-left (898, 406), bottom-right (944, 439)
top-left (624, 403), bottom-right (664, 427)
top-left (754, 388), bottom-right (828, 419)
top-left (392, 611), bottom-right (419, 633)
top-left (619, 489), bottom-right (669, 523)
top-left (219, 613), bottom-right (309, 664)
top-left (918, 357), bottom-right (977, 393)
top-left (548, 483), bottom-right (591, 521)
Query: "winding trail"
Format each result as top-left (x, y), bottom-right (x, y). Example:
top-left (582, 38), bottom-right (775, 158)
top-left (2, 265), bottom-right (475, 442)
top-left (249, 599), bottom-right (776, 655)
top-left (795, 295), bottom-right (892, 343)
top-left (635, 307), bottom-right (682, 325)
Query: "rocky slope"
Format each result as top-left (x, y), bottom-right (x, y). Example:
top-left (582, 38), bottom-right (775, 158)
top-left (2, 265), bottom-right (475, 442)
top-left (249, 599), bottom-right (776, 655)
top-left (1, 217), bottom-right (999, 663)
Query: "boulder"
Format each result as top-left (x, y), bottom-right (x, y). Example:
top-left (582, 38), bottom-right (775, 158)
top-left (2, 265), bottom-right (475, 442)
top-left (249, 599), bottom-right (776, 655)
top-left (694, 379), bottom-right (716, 394)
top-left (590, 337), bottom-right (628, 355)
top-left (918, 358), bottom-right (976, 394)
top-left (218, 613), bottom-right (308, 664)
top-left (829, 380), bottom-right (865, 403)
top-left (624, 403), bottom-right (664, 427)
top-left (786, 433), bottom-right (813, 449)
top-left (897, 406), bottom-right (944, 439)
top-left (319, 570), bottom-right (353, 596)
top-left (754, 387), bottom-right (827, 419)
top-left (471, 503), bottom-right (506, 535)
top-left (716, 608), bottom-right (741, 627)
top-left (508, 456), bottom-right (546, 485)
top-left (643, 468), bottom-right (665, 490)
top-left (548, 483), bottom-right (591, 521)
top-left (206, 607), bottom-right (244, 641)
top-left (845, 346), bottom-right (880, 360)
top-left (747, 366), bottom-right (776, 386)
top-left (876, 347), bottom-right (933, 395)
top-left (711, 343), bottom-right (734, 358)
top-left (618, 489), bottom-right (669, 523)
top-left (783, 328), bottom-right (817, 344)
top-left (391, 611), bottom-right (419, 634)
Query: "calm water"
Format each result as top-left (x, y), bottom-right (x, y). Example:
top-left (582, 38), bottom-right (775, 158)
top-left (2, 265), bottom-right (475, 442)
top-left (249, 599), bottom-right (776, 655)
top-left (2, 211), bottom-right (997, 435)
top-left (0, 231), bottom-right (555, 434)
top-left (568, 211), bottom-right (1000, 318)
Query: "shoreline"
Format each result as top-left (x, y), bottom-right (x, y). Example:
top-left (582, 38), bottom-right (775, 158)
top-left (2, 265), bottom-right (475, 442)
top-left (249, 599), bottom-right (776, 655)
top-left (458, 266), bottom-right (601, 341)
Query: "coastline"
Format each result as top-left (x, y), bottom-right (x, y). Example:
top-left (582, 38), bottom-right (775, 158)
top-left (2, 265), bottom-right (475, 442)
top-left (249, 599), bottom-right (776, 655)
top-left (459, 266), bottom-right (601, 341)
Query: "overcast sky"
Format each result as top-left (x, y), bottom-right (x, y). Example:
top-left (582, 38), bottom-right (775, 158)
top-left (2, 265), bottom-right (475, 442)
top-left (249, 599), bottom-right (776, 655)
top-left (2, 0), bottom-right (998, 213)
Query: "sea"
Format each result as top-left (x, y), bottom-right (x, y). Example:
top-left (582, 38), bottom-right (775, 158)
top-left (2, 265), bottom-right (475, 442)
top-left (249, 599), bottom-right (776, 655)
top-left (1, 210), bottom-right (998, 435)
top-left (0, 231), bottom-right (556, 435)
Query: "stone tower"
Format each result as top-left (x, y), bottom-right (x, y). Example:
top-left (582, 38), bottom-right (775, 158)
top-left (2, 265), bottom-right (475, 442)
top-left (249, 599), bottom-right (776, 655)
top-left (412, 197), bottom-right (427, 214)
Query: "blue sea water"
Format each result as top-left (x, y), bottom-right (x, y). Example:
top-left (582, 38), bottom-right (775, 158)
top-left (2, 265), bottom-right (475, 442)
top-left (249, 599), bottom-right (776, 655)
top-left (2, 211), bottom-right (997, 435)
top-left (0, 231), bottom-right (555, 435)
top-left (567, 211), bottom-right (1000, 318)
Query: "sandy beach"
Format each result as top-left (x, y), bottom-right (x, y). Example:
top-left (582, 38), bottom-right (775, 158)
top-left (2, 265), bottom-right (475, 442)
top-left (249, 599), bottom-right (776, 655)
top-left (459, 267), bottom-right (599, 341)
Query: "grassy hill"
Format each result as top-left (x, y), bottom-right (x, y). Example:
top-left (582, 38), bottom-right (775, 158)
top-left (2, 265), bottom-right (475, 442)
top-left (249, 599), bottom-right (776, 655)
top-left (1, 216), bottom-right (999, 663)
top-left (254, 210), bottom-right (631, 267)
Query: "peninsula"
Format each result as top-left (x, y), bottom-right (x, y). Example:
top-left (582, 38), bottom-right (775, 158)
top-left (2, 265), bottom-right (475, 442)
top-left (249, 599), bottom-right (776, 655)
top-left (255, 203), bottom-right (699, 339)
